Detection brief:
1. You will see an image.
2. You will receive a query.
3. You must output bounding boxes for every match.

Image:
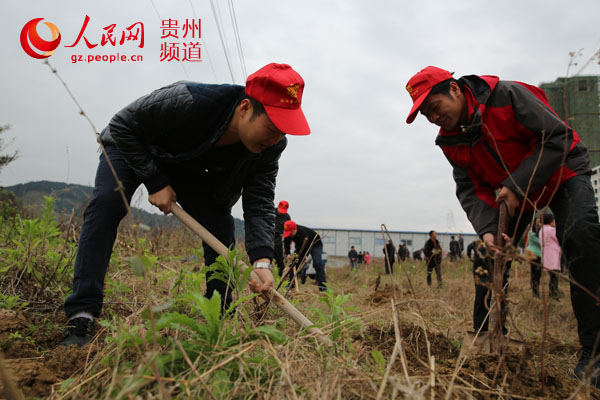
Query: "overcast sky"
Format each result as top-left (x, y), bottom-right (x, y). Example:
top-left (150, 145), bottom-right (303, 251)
top-left (2, 0), bottom-right (599, 234)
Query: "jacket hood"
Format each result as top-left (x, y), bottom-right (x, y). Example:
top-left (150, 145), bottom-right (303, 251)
top-left (459, 74), bottom-right (500, 106)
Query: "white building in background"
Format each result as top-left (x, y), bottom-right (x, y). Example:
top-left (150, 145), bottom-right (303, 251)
top-left (592, 165), bottom-right (600, 216)
top-left (314, 228), bottom-right (477, 258)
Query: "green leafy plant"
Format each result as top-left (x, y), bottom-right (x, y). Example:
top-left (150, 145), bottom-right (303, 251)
top-left (93, 249), bottom-right (287, 398)
top-left (0, 293), bottom-right (28, 310)
top-left (312, 286), bottom-right (360, 341)
top-left (200, 249), bottom-right (258, 316)
top-left (0, 196), bottom-right (74, 293)
top-left (449, 338), bottom-right (462, 351)
top-left (7, 330), bottom-right (36, 347)
top-left (0, 188), bottom-right (21, 222)
top-left (371, 349), bottom-right (387, 375)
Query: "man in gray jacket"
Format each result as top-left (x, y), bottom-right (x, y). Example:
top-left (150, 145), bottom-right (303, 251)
top-left (62, 63), bottom-right (310, 346)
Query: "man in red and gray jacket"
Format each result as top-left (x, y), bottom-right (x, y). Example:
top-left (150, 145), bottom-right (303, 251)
top-left (406, 66), bottom-right (600, 386)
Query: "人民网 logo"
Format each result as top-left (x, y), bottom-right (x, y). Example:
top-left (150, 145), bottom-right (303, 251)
top-left (20, 18), bottom-right (61, 59)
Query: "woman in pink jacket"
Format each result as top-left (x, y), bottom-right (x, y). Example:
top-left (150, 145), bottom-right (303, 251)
top-left (539, 213), bottom-right (561, 299)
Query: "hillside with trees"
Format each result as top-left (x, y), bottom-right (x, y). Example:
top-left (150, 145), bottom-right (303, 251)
top-left (3, 181), bottom-right (245, 238)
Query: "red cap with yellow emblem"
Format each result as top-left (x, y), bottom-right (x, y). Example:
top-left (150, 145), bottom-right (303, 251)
top-left (245, 63), bottom-right (311, 136)
top-left (405, 66), bottom-right (453, 124)
top-left (283, 220), bottom-right (297, 238)
top-left (277, 200), bottom-right (289, 214)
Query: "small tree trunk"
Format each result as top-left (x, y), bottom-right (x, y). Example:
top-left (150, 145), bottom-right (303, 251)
top-left (489, 202), bottom-right (509, 353)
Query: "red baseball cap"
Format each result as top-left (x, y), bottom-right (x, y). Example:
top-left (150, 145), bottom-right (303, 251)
top-left (277, 200), bottom-right (289, 214)
top-left (283, 220), bottom-right (297, 238)
top-left (245, 63), bottom-right (311, 136)
top-left (405, 66), bottom-right (453, 124)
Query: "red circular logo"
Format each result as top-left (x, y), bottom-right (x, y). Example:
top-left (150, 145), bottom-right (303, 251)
top-left (20, 18), bottom-right (61, 59)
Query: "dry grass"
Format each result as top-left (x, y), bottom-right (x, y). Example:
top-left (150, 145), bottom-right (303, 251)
top-left (1, 226), bottom-right (598, 399)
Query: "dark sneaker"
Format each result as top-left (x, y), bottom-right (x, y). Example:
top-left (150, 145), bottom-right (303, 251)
top-left (61, 317), bottom-right (95, 347)
top-left (574, 348), bottom-right (600, 387)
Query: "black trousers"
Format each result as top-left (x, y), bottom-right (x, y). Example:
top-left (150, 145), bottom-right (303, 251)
top-left (427, 262), bottom-right (442, 287)
top-left (273, 236), bottom-right (285, 276)
top-left (289, 244), bottom-right (327, 291)
top-left (64, 146), bottom-right (235, 317)
top-left (472, 210), bottom-right (532, 332)
top-left (530, 257), bottom-right (560, 297)
top-left (472, 174), bottom-right (600, 349)
top-left (384, 259), bottom-right (394, 275)
top-left (549, 175), bottom-right (600, 350)
top-left (473, 257), bottom-right (509, 332)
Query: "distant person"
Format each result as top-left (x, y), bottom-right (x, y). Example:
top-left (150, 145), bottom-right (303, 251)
top-left (398, 244), bottom-right (409, 261)
top-left (364, 251), bottom-right (371, 265)
top-left (61, 63), bottom-right (310, 347)
top-left (274, 200), bottom-right (291, 275)
top-left (539, 213), bottom-right (561, 299)
top-left (423, 230), bottom-right (442, 288)
top-left (405, 65), bottom-right (600, 385)
top-left (458, 234), bottom-right (465, 256)
top-left (383, 240), bottom-right (395, 274)
top-left (525, 220), bottom-right (543, 298)
top-left (466, 240), bottom-right (477, 261)
top-left (449, 235), bottom-right (461, 261)
top-left (358, 251), bottom-right (364, 265)
top-left (413, 249), bottom-right (423, 261)
top-left (348, 246), bottom-right (358, 272)
top-left (283, 220), bottom-right (326, 291)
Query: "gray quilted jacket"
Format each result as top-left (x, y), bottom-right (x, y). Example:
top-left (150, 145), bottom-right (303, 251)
top-left (99, 81), bottom-right (285, 262)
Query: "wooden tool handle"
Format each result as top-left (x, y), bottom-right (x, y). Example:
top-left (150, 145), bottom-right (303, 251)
top-left (171, 204), bottom-right (332, 346)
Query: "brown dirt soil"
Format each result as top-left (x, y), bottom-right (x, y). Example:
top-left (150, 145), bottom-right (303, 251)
top-left (0, 309), bottom-right (28, 332)
top-left (0, 309), bottom-right (96, 398)
top-left (367, 283), bottom-right (411, 304)
top-left (344, 266), bottom-right (600, 400)
top-left (354, 318), bottom-right (597, 399)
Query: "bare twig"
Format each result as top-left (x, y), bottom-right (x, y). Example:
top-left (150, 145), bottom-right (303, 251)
top-left (376, 300), bottom-right (406, 400)
top-left (43, 60), bottom-right (135, 229)
top-left (381, 224), bottom-right (428, 331)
